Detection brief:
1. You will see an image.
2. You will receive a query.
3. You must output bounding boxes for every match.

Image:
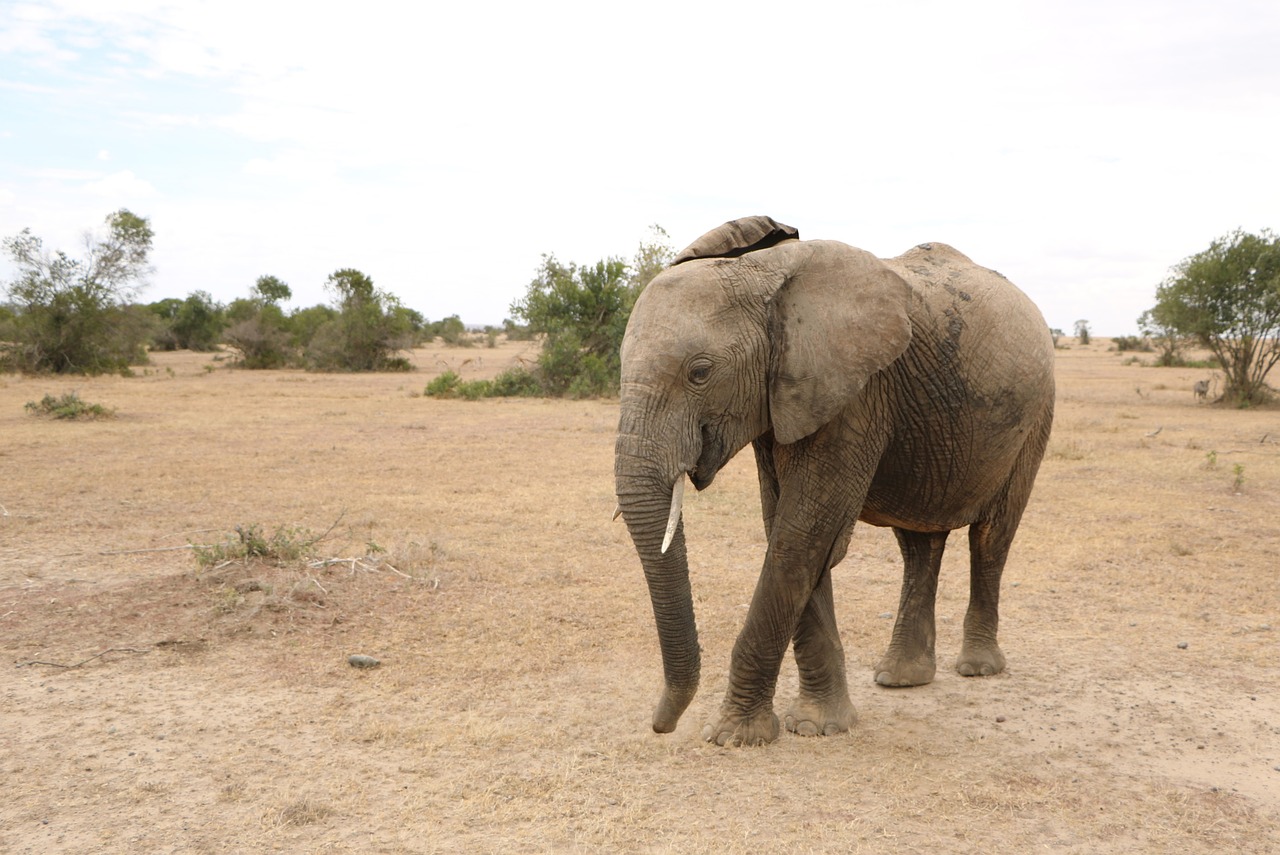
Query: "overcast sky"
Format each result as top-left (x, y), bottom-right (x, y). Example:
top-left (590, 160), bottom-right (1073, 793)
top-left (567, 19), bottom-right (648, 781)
top-left (2, 1), bottom-right (1278, 334)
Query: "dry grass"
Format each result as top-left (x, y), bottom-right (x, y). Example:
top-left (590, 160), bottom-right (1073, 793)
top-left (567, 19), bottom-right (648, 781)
top-left (0, 338), bottom-right (1277, 853)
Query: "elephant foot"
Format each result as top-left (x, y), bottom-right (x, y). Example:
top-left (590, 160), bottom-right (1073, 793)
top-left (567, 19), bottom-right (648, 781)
top-left (873, 650), bottom-right (936, 687)
top-left (956, 642), bottom-right (1006, 677)
top-left (701, 706), bottom-right (780, 747)
top-left (784, 693), bottom-right (857, 737)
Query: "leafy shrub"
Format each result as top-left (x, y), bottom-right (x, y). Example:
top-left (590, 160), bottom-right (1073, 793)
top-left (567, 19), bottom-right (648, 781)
top-left (508, 225), bottom-right (673, 397)
top-left (381, 356), bottom-right (414, 372)
top-left (502, 318), bottom-right (536, 341)
top-left (24, 391), bottom-right (114, 420)
top-left (223, 317), bottom-right (294, 369)
top-left (425, 370), bottom-right (462, 397)
top-left (457, 379), bottom-right (493, 400)
top-left (1112, 335), bottom-right (1151, 352)
top-left (194, 523), bottom-right (315, 568)
top-left (285, 304), bottom-right (338, 350)
top-left (425, 366), bottom-right (543, 400)
top-left (169, 291), bottom-right (225, 351)
top-left (433, 315), bottom-right (471, 346)
top-left (489, 367), bottom-right (542, 396)
top-left (566, 352), bottom-right (614, 398)
top-left (303, 269), bottom-right (413, 371)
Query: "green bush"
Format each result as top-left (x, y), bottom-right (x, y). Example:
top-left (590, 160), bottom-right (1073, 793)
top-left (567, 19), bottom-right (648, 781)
top-left (1112, 335), bottom-right (1151, 352)
top-left (194, 523), bottom-right (315, 568)
top-left (502, 318), bottom-right (536, 341)
top-left (304, 269), bottom-right (413, 371)
top-left (286, 304), bottom-right (338, 349)
top-left (489, 367), bottom-right (542, 396)
top-left (224, 317), bottom-right (293, 368)
top-left (425, 367), bottom-right (543, 400)
top-left (434, 315), bottom-right (470, 346)
top-left (425, 370), bottom-right (462, 397)
top-left (566, 352), bottom-right (614, 398)
top-left (169, 291), bottom-right (225, 351)
top-left (458, 379), bottom-right (493, 400)
top-left (507, 225), bottom-right (673, 397)
top-left (24, 391), bottom-right (114, 420)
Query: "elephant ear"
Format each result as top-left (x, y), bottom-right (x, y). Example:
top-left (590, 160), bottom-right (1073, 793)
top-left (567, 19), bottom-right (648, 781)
top-left (672, 216), bottom-right (799, 265)
top-left (762, 241), bottom-right (913, 445)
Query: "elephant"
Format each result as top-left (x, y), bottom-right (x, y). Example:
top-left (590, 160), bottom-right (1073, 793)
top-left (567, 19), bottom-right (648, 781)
top-left (613, 216), bottom-right (1055, 746)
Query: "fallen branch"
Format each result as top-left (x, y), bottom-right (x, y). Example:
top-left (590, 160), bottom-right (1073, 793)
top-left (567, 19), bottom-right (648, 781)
top-left (100, 544), bottom-right (209, 556)
top-left (301, 509), bottom-right (347, 550)
top-left (17, 646), bottom-right (151, 669)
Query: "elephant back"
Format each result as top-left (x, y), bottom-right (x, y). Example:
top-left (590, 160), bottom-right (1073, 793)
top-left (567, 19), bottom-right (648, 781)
top-left (884, 242), bottom-right (1054, 394)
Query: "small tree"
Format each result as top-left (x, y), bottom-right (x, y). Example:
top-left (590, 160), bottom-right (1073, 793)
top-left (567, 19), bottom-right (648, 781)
top-left (433, 314), bottom-right (468, 345)
top-left (2, 209), bottom-right (154, 373)
top-left (1073, 319), bottom-right (1091, 344)
top-left (170, 290), bottom-right (225, 351)
top-left (1137, 307), bottom-right (1186, 367)
top-left (222, 276), bottom-right (294, 368)
top-left (1149, 229), bottom-right (1280, 405)
top-left (306, 268), bottom-right (413, 371)
top-left (252, 275), bottom-right (292, 306)
top-left (509, 226), bottom-right (673, 397)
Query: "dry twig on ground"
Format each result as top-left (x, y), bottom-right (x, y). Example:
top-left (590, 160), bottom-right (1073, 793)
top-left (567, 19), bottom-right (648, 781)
top-left (16, 646), bottom-right (151, 669)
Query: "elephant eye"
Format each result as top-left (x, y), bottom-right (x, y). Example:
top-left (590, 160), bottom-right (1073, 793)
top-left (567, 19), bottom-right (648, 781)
top-left (688, 363), bottom-right (712, 385)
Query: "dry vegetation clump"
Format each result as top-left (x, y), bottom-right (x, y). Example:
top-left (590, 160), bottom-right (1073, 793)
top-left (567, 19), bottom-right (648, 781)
top-left (23, 390), bottom-right (114, 420)
top-left (0, 340), bottom-right (1276, 853)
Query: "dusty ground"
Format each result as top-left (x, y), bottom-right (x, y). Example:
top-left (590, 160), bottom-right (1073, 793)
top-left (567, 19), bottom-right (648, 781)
top-left (0, 337), bottom-right (1277, 853)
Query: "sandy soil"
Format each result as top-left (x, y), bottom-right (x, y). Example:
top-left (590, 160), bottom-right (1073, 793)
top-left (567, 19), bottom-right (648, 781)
top-left (0, 338), bottom-right (1277, 853)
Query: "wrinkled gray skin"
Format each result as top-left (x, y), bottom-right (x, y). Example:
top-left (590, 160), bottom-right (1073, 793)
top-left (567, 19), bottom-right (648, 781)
top-left (614, 216), bottom-right (1055, 746)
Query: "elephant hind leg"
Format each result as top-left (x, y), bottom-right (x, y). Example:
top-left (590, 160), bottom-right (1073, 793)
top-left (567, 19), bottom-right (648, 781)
top-left (958, 519), bottom-right (1012, 677)
top-left (959, 413), bottom-right (1050, 678)
top-left (875, 529), bottom-right (949, 687)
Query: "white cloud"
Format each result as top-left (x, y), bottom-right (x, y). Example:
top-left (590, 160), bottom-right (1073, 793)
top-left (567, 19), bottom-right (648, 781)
top-left (83, 169), bottom-right (156, 197)
top-left (242, 151), bottom-right (336, 182)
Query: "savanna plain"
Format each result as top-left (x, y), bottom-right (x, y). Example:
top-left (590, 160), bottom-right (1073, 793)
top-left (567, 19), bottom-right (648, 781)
top-left (1, 339), bottom-right (1277, 853)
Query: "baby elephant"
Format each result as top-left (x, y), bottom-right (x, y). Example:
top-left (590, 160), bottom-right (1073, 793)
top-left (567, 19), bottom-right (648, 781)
top-left (1193, 379), bottom-right (1210, 401)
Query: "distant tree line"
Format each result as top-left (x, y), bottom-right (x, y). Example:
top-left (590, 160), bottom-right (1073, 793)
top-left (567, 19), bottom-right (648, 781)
top-left (10, 214), bottom-right (1275, 405)
top-left (1, 213), bottom-right (677, 397)
top-left (0, 210), bottom-right (513, 375)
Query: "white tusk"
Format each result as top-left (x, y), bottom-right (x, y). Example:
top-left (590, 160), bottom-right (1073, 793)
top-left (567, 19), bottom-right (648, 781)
top-left (612, 503), bottom-right (623, 521)
top-left (660, 476), bottom-right (685, 554)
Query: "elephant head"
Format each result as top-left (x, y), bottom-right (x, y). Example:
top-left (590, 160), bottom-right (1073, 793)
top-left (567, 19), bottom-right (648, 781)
top-left (614, 217), bottom-right (913, 733)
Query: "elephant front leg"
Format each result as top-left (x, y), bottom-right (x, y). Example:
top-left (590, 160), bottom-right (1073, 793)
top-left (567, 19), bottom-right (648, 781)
top-left (702, 631), bottom-right (783, 746)
top-left (785, 565), bottom-right (857, 736)
top-left (702, 546), bottom-right (819, 746)
top-left (875, 528), bottom-right (948, 687)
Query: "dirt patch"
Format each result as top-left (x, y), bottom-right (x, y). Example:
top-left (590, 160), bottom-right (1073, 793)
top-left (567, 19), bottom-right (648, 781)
top-left (1, 341), bottom-right (1277, 852)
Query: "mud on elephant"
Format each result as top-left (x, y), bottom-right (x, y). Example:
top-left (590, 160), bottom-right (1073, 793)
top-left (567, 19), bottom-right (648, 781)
top-left (613, 216), bottom-right (1054, 746)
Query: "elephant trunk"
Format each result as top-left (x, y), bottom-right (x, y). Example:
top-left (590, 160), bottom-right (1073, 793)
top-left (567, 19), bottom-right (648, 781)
top-left (615, 434), bottom-right (700, 733)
